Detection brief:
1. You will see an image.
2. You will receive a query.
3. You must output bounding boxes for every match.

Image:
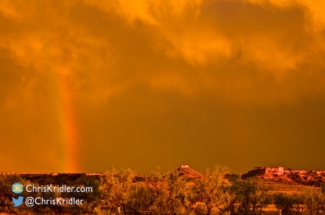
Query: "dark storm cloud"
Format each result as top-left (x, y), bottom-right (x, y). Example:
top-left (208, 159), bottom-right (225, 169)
top-left (0, 0), bottom-right (325, 172)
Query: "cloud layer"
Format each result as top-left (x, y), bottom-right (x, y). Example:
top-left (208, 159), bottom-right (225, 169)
top-left (1, 0), bottom-right (325, 172)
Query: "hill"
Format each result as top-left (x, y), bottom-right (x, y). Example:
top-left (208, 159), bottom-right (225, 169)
top-left (243, 166), bottom-right (325, 187)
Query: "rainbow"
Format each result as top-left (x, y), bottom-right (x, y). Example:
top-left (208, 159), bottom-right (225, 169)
top-left (56, 69), bottom-right (79, 173)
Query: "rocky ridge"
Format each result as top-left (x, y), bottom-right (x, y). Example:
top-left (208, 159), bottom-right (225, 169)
top-left (243, 166), bottom-right (325, 187)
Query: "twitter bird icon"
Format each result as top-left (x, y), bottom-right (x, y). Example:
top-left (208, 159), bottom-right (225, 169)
top-left (12, 196), bottom-right (24, 207)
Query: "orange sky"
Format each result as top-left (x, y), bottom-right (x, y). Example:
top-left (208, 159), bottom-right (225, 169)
top-left (1, 0), bottom-right (325, 173)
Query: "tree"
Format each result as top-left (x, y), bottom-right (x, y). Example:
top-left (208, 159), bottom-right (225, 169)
top-left (126, 182), bottom-right (157, 214)
top-left (230, 179), bottom-right (271, 215)
top-left (301, 189), bottom-right (325, 215)
top-left (190, 166), bottom-right (230, 215)
top-left (164, 170), bottom-right (190, 215)
top-left (98, 167), bottom-right (136, 214)
top-left (273, 193), bottom-right (299, 214)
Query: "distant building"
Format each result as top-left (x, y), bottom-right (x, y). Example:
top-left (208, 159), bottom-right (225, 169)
top-left (254, 166), bottom-right (284, 176)
top-left (177, 164), bottom-right (203, 180)
top-left (180, 164), bottom-right (190, 169)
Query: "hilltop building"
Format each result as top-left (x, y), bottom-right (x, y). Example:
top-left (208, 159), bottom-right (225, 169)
top-left (180, 164), bottom-right (190, 169)
top-left (243, 166), bottom-right (325, 186)
top-left (254, 166), bottom-right (284, 175)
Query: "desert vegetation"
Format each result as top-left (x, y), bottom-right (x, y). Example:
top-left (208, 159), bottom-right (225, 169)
top-left (1, 166), bottom-right (325, 214)
top-left (94, 166), bottom-right (325, 215)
